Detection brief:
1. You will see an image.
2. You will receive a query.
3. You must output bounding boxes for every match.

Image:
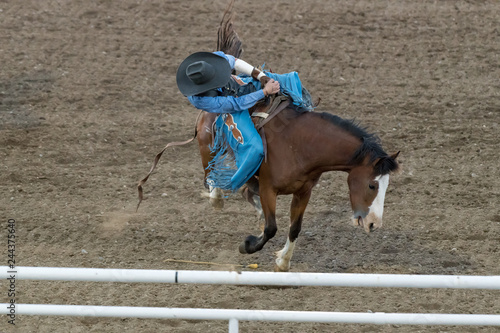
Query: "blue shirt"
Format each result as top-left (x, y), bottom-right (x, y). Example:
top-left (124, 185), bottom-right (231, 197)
top-left (187, 51), bottom-right (265, 114)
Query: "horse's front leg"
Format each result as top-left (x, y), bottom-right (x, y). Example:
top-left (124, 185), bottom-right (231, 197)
top-left (275, 188), bottom-right (313, 272)
top-left (239, 185), bottom-right (277, 254)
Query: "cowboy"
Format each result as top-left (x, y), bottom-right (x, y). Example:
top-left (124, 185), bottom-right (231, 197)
top-left (176, 51), bottom-right (280, 191)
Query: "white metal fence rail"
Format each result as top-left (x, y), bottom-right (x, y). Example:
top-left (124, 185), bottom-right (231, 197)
top-left (3, 266), bottom-right (500, 332)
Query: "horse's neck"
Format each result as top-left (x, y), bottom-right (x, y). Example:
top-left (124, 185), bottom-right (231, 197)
top-left (287, 111), bottom-right (362, 172)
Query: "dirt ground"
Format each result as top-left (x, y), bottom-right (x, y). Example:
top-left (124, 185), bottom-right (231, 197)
top-left (1, 0), bottom-right (500, 332)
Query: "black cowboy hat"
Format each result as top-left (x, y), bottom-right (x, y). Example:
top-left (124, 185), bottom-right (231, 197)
top-left (176, 52), bottom-right (231, 96)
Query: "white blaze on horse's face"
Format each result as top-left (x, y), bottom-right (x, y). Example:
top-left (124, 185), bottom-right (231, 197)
top-left (350, 173), bottom-right (390, 233)
top-left (367, 174), bottom-right (389, 229)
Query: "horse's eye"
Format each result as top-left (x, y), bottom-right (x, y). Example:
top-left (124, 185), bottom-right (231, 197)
top-left (369, 184), bottom-right (376, 190)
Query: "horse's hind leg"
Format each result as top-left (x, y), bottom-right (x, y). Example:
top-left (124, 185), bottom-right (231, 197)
top-left (275, 188), bottom-right (313, 272)
top-left (197, 112), bottom-right (224, 209)
top-left (239, 176), bottom-right (264, 220)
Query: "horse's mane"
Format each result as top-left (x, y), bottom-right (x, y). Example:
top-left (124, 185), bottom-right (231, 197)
top-left (319, 112), bottom-right (399, 175)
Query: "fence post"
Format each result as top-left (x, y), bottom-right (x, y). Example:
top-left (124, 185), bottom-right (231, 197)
top-left (229, 318), bottom-right (239, 333)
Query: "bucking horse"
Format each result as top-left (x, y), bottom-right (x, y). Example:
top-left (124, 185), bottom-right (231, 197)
top-left (138, 0), bottom-right (400, 271)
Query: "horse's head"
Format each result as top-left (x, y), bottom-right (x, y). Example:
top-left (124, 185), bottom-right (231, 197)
top-left (347, 151), bottom-right (400, 233)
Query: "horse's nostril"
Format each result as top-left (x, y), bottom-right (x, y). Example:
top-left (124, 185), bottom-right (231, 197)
top-left (369, 223), bottom-right (374, 231)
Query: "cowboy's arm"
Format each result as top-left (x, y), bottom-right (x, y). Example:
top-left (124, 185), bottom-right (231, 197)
top-left (213, 51), bottom-right (236, 68)
top-left (213, 51), bottom-right (269, 86)
top-left (188, 90), bottom-right (265, 113)
top-left (234, 59), bottom-right (269, 86)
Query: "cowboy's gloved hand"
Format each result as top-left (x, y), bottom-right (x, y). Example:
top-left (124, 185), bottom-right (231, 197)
top-left (263, 79), bottom-right (280, 96)
top-left (259, 75), bottom-right (270, 87)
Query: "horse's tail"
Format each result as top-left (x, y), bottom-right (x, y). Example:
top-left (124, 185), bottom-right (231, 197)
top-left (217, 0), bottom-right (242, 58)
top-left (136, 111), bottom-right (202, 212)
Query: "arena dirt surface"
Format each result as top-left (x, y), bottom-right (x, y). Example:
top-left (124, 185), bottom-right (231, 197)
top-left (1, 0), bottom-right (500, 332)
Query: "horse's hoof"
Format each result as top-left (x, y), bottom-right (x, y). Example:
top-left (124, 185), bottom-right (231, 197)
top-left (239, 235), bottom-right (259, 254)
top-left (274, 256), bottom-right (291, 272)
top-left (274, 263), bottom-right (290, 272)
top-left (238, 241), bottom-right (248, 254)
top-left (209, 197), bottom-right (224, 210)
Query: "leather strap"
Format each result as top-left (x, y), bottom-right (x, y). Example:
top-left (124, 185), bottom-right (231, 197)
top-left (251, 112), bottom-right (269, 119)
top-left (255, 95), bottom-right (289, 131)
top-left (252, 95), bottom-right (290, 162)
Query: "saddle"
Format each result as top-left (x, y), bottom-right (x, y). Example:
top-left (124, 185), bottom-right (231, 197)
top-left (250, 95), bottom-right (290, 162)
top-left (250, 94), bottom-right (290, 131)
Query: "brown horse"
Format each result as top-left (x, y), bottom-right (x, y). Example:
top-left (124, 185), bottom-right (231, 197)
top-left (189, 0), bottom-right (400, 271)
top-left (197, 105), bottom-right (399, 271)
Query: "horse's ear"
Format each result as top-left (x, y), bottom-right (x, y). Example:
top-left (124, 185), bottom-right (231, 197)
top-left (390, 151), bottom-right (400, 160)
top-left (373, 152), bottom-right (400, 175)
